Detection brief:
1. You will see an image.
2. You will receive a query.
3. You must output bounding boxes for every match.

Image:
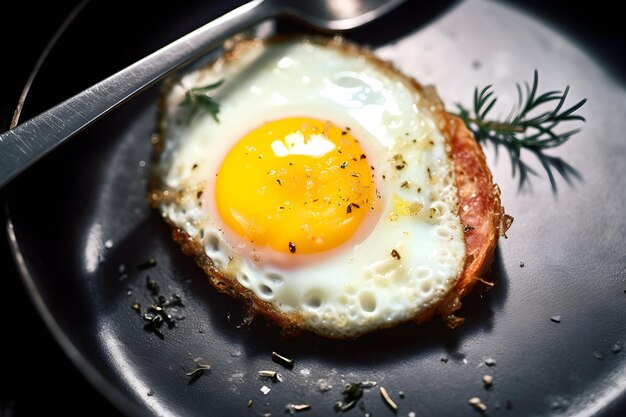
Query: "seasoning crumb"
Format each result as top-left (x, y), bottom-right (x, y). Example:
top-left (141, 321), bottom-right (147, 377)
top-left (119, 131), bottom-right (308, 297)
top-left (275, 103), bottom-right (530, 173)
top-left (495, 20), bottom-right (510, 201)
top-left (550, 315), bottom-right (561, 323)
top-left (398, 391), bottom-right (405, 398)
top-left (146, 276), bottom-right (160, 295)
top-left (286, 404), bottom-right (311, 414)
top-left (186, 359), bottom-right (211, 382)
top-left (612, 343), bottom-right (622, 353)
top-left (288, 242), bottom-right (296, 254)
top-left (248, 400), bottom-right (253, 408)
top-left (258, 370), bottom-right (282, 382)
top-left (261, 385), bottom-right (271, 395)
top-left (482, 375), bottom-right (493, 387)
top-left (380, 386), bottom-right (398, 411)
top-left (272, 351), bottom-right (294, 369)
top-left (519, 261), bottom-right (525, 267)
top-left (593, 351), bottom-right (604, 360)
top-left (137, 257), bottom-right (157, 270)
top-left (440, 356), bottom-right (449, 363)
top-left (484, 358), bottom-right (496, 367)
top-left (391, 249), bottom-right (401, 260)
top-left (334, 382), bottom-right (367, 411)
top-left (317, 379), bottom-right (333, 392)
top-left (147, 390), bottom-right (154, 397)
top-left (340, 161), bottom-right (348, 169)
top-left (469, 397), bottom-right (487, 412)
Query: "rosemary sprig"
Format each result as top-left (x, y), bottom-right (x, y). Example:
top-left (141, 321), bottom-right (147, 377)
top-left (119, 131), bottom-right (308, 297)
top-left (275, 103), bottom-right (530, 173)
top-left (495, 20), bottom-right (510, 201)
top-left (179, 79), bottom-right (224, 123)
top-left (455, 70), bottom-right (587, 190)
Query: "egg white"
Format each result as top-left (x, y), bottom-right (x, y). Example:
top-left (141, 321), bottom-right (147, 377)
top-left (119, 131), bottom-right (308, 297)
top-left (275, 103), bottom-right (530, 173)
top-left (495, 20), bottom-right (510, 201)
top-left (155, 38), bottom-right (465, 337)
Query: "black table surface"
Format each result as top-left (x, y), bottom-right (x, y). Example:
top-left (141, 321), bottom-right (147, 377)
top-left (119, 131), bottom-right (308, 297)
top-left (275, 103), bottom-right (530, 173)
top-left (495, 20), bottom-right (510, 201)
top-left (1, 1), bottom-right (623, 416)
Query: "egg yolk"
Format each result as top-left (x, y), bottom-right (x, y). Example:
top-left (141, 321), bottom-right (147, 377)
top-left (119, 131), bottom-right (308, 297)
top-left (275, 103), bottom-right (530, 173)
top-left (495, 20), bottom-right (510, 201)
top-left (215, 117), bottom-right (377, 255)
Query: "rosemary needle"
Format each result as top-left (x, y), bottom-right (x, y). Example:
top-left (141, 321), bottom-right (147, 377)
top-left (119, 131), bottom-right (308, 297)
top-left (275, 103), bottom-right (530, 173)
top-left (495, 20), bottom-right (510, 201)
top-left (180, 79), bottom-right (224, 123)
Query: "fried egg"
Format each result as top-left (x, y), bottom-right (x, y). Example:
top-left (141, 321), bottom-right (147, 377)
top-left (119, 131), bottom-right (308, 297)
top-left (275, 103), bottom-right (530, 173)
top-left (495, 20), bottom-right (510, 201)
top-left (153, 37), bottom-right (466, 338)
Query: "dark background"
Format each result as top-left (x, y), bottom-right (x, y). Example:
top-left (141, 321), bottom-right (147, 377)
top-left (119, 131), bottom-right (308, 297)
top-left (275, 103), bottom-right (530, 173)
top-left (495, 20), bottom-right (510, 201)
top-left (0, 1), bottom-right (623, 416)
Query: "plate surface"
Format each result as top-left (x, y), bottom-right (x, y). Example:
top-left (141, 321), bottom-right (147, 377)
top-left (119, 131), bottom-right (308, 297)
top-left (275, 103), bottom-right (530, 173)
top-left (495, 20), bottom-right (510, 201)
top-left (5, 1), bottom-right (626, 416)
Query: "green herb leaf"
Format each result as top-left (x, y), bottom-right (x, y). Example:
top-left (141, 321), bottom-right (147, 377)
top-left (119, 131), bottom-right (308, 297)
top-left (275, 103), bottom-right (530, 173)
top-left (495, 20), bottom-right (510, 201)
top-left (180, 80), bottom-right (224, 123)
top-left (334, 382), bottom-right (364, 412)
top-left (454, 70), bottom-right (586, 190)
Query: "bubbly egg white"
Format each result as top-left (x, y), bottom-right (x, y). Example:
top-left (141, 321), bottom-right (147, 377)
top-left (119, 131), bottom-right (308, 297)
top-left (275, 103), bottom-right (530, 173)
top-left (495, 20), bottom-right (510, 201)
top-left (157, 39), bottom-right (465, 337)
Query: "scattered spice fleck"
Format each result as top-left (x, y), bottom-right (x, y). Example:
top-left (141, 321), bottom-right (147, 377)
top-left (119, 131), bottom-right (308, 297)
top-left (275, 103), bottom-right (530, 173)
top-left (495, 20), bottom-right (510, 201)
top-left (260, 386), bottom-right (271, 395)
top-left (248, 400), bottom-right (253, 408)
top-left (147, 390), bottom-right (154, 397)
top-left (272, 351), bottom-right (294, 369)
top-left (593, 351), bottom-right (604, 360)
top-left (380, 386), bottom-right (398, 412)
top-left (146, 276), bottom-right (160, 295)
top-left (612, 343), bottom-right (622, 353)
top-left (131, 302), bottom-right (141, 312)
top-left (482, 375), bottom-right (493, 387)
top-left (340, 161), bottom-right (348, 169)
top-left (469, 397), bottom-right (487, 412)
top-left (393, 154), bottom-right (406, 170)
top-left (137, 257), bottom-right (157, 270)
top-left (360, 153), bottom-right (366, 160)
top-left (464, 225), bottom-right (475, 233)
top-left (391, 249), bottom-right (401, 260)
top-left (276, 179), bottom-right (282, 186)
top-left (286, 404), bottom-right (311, 414)
top-left (288, 242), bottom-right (296, 254)
top-left (441, 356), bottom-right (449, 363)
top-left (550, 315), bottom-right (561, 323)
top-left (398, 391), bottom-right (405, 398)
top-left (346, 203), bottom-right (360, 214)
top-left (401, 181), bottom-right (409, 188)
top-left (519, 261), bottom-right (525, 267)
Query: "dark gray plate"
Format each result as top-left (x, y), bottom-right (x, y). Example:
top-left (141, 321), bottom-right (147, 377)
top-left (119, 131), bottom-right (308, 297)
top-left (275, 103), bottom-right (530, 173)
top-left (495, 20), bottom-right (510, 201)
top-left (6, 1), bottom-right (626, 416)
